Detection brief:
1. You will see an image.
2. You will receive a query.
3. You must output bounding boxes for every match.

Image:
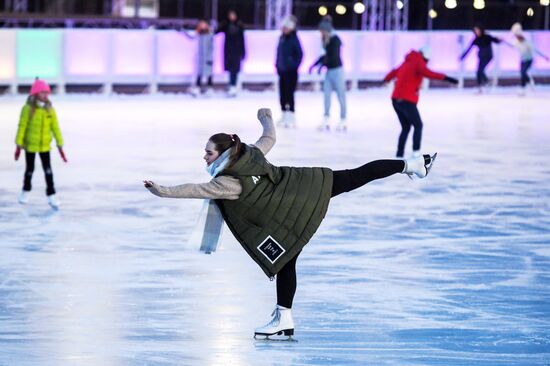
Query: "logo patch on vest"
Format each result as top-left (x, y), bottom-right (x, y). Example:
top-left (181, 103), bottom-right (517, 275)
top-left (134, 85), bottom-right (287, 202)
top-left (257, 236), bottom-right (285, 263)
top-left (252, 176), bottom-right (261, 184)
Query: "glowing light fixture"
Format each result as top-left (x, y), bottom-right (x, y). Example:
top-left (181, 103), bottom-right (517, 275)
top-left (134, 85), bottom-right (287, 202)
top-left (318, 5), bottom-right (328, 16)
top-left (527, 7), bottom-right (534, 16)
top-left (473, 0), bottom-right (485, 10)
top-left (429, 9), bottom-right (438, 18)
top-left (396, 0), bottom-right (404, 10)
top-left (353, 2), bottom-right (366, 14)
top-left (335, 4), bottom-right (347, 15)
top-left (540, 0), bottom-right (549, 6)
top-left (445, 0), bottom-right (458, 9)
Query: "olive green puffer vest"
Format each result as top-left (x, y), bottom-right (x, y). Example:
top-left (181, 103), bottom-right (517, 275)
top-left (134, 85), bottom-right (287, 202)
top-left (216, 144), bottom-right (333, 278)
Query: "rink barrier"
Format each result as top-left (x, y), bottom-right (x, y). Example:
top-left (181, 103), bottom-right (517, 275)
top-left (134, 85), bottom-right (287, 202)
top-left (1, 29), bottom-right (549, 94)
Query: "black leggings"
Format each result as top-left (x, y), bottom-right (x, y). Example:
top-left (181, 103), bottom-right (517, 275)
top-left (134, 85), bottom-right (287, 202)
top-left (196, 75), bottom-right (213, 88)
top-left (229, 70), bottom-right (238, 86)
top-left (23, 151), bottom-right (56, 196)
top-left (276, 160), bottom-right (405, 308)
top-left (477, 54), bottom-right (492, 86)
top-left (278, 70), bottom-right (298, 112)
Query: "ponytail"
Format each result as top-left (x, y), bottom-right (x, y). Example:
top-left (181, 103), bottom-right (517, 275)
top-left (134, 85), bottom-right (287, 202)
top-left (228, 134), bottom-right (242, 167)
top-left (209, 133), bottom-right (243, 168)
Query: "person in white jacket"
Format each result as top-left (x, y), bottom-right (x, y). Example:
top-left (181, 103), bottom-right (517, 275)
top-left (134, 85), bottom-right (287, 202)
top-left (510, 23), bottom-right (549, 94)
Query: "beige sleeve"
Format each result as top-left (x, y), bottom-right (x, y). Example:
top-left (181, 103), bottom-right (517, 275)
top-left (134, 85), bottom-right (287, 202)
top-left (146, 176), bottom-right (242, 200)
top-left (252, 113), bottom-right (276, 155)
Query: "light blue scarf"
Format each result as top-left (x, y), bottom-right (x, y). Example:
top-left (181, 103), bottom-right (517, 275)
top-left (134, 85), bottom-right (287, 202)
top-left (190, 149), bottom-right (231, 254)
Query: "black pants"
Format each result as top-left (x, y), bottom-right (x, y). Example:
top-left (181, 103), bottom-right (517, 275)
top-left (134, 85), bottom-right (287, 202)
top-left (477, 55), bottom-right (492, 86)
top-left (276, 160), bottom-right (405, 308)
top-left (23, 151), bottom-right (55, 196)
top-left (520, 60), bottom-right (533, 87)
top-left (278, 70), bottom-right (298, 112)
top-left (229, 70), bottom-right (238, 86)
top-left (196, 75), bottom-right (213, 88)
top-left (392, 99), bottom-right (423, 158)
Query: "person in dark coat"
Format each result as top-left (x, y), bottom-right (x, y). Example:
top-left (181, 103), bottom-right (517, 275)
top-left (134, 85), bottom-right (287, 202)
top-left (460, 25), bottom-right (501, 92)
top-left (216, 10), bottom-right (246, 97)
top-left (275, 15), bottom-right (303, 128)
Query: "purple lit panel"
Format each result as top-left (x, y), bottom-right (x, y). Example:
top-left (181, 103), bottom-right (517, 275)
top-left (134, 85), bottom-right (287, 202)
top-left (494, 31), bottom-right (517, 72)
top-left (112, 31), bottom-right (154, 76)
top-left (533, 32), bottom-right (550, 70)
top-left (64, 30), bottom-right (109, 76)
top-left (157, 31), bottom-right (195, 76)
top-left (298, 31), bottom-right (322, 74)
top-left (429, 32), bottom-right (462, 73)
top-left (393, 32), bottom-right (428, 67)
top-left (337, 31), bottom-right (358, 73)
top-left (357, 32), bottom-right (392, 74)
top-left (213, 34), bottom-right (225, 74)
top-left (241, 30), bottom-right (278, 74)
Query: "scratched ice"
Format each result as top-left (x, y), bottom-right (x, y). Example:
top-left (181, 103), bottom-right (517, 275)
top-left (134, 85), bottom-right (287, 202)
top-left (1, 87), bottom-right (549, 365)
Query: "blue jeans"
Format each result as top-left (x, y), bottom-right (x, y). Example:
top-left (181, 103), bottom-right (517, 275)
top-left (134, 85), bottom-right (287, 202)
top-left (520, 59), bottom-right (533, 87)
top-left (323, 67), bottom-right (347, 119)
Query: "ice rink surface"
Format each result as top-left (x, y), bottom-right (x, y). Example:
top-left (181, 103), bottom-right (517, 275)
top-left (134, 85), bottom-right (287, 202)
top-left (1, 87), bottom-right (549, 365)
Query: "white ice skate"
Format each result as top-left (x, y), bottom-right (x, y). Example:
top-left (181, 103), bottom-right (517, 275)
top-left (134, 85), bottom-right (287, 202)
top-left (318, 116), bottom-right (330, 131)
top-left (18, 191), bottom-right (29, 204)
top-left (203, 88), bottom-right (213, 97)
top-left (254, 305), bottom-right (296, 341)
top-left (285, 111), bottom-right (296, 128)
top-left (227, 86), bottom-right (237, 98)
top-left (189, 86), bottom-right (200, 97)
top-left (277, 111), bottom-right (288, 127)
top-left (47, 195), bottom-right (60, 210)
top-left (336, 119), bottom-right (347, 132)
top-left (403, 152), bottom-right (437, 179)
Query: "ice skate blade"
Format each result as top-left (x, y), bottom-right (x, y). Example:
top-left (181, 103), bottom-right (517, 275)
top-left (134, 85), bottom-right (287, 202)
top-left (425, 152), bottom-right (437, 176)
top-left (254, 329), bottom-right (296, 342)
top-left (254, 334), bottom-right (297, 342)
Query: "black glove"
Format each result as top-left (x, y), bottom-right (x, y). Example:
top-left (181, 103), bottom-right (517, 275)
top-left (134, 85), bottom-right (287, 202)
top-left (444, 76), bottom-right (459, 85)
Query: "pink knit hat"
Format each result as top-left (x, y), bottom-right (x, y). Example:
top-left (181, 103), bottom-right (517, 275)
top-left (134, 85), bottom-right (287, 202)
top-left (30, 79), bottom-right (51, 96)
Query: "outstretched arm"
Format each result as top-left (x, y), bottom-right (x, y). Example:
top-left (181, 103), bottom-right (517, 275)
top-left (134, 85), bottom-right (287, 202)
top-left (144, 176), bottom-right (242, 200)
top-left (383, 68), bottom-right (398, 82)
top-left (252, 108), bottom-right (276, 155)
top-left (308, 55), bottom-right (324, 74)
top-left (460, 40), bottom-right (475, 60)
top-left (420, 64), bottom-right (446, 80)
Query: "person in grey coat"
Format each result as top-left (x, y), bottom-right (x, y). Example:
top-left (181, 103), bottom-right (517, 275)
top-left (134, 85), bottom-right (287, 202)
top-left (185, 19), bottom-right (215, 97)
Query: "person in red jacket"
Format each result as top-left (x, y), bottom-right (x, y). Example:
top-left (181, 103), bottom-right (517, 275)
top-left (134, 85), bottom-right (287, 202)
top-left (384, 47), bottom-right (458, 158)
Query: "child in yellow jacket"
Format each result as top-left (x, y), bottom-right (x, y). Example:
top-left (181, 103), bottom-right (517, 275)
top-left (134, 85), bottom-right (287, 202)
top-left (15, 79), bottom-right (67, 209)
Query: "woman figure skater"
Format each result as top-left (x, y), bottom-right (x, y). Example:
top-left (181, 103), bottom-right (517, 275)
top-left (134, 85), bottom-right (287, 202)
top-left (144, 108), bottom-right (436, 340)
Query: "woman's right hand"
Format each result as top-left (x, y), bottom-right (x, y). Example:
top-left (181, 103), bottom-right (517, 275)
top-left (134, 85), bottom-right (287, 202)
top-left (14, 146), bottom-right (21, 161)
top-left (143, 180), bottom-right (155, 189)
top-left (257, 108), bottom-right (272, 121)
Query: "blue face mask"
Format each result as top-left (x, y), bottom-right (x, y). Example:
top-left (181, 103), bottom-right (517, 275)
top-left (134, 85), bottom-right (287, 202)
top-left (205, 148), bottom-right (232, 177)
